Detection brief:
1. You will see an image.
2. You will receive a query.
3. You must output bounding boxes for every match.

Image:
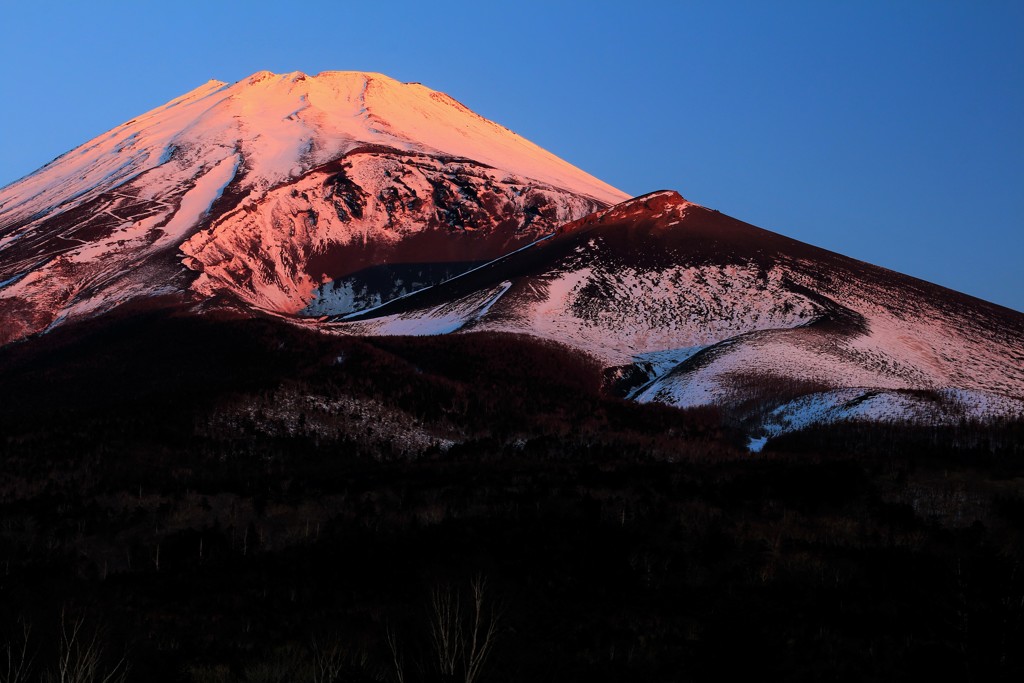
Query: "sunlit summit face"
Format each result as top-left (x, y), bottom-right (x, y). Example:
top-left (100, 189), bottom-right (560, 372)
top-left (0, 71), bottom-right (626, 343)
top-left (0, 70), bottom-right (626, 231)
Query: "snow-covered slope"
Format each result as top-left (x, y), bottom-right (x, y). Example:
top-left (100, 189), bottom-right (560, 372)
top-left (0, 71), bottom-right (627, 343)
top-left (2, 71), bottom-right (1020, 442)
top-left (339, 190), bottom-right (1024, 436)
top-left (743, 388), bottom-right (1024, 451)
top-left (180, 149), bottom-right (605, 314)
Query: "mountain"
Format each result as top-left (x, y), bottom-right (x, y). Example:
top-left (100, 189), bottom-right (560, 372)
top-left (0, 70), bottom-right (626, 344)
top-left (337, 190), bottom-right (1024, 441)
top-left (3, 70), bottom-right (1023, 683)
top-left (1, 70), bottom-right (1021, 445)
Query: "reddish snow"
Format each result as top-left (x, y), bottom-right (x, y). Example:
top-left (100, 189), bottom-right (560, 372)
top-left (0, 71), bottom-right (627, 343)
top-left (0, 70), bottom-right (626, 230)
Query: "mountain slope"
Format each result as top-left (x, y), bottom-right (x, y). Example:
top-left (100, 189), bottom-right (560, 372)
top-left (0, 71), bottom-right (627, 344)
top-left (2, 71), bottom-right (1020, 441)
top-left (338, 191), bottom-right (1024, 431)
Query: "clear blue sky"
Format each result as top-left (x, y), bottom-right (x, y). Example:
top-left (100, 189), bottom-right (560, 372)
top-left (2, 1), bottom-right (1021, 311)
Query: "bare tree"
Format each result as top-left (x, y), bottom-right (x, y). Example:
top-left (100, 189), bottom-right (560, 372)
top-left (385, 624), bottom-right (406, 683)
top-left (241, 643), bottom-right (303, 683)
top-left (429, 585), bottom-right (462, 678)
top-left (311, 636), bottom-right (366, 683)
top-left (427, 577), bottom-right (504, 683)
top-left (463, 578), bottom-right (501, 683)
top-left (44, 611), bottom-right (128, 683)
top-left (1, 619), bottom-right (34, 683)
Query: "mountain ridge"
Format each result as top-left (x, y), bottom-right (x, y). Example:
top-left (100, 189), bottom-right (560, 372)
top-left (333, 189), bottom-right (1024, 439)
top-left (1, 71), bottom-right (1021, 444)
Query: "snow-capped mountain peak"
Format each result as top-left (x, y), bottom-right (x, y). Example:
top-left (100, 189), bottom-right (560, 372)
top-left (0, 70), bottom-right (624, 229)
top-left (0, 71), bottom-right (627, 343)
top-left (1, 71), bottom-right (1021, 444)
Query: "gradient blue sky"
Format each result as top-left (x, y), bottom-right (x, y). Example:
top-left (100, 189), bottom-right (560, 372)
top-left (2, 1), bottom-right (1021, 311)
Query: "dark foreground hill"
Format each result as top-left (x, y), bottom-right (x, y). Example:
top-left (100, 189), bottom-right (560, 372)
top-left (1, 312), bottom-right (1022, 682)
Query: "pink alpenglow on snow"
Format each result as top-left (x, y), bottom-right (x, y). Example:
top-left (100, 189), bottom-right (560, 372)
top-left (0, 71), bottom-right (628, 343)
top-left (338, 190), bottom-right (1024, 440)
top-left (0, 71), bottom-right (625, 228)
top-left (1, 71), bottom-right (1022, 445)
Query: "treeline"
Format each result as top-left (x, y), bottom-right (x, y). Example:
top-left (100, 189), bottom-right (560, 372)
top-left (2, 444), bottom-right (1022, 682)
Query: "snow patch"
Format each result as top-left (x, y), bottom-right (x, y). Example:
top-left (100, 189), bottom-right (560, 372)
top-left (160, 153), bottom-right (239, 246)
top-left (747, 436), bottom-right (769, 453)
top-left (347, 281), bottom-right (512, 336)
top-left (0, 272), bottom-right (27, 289)
top-left (746, 387), bottom-right (1024, 451)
